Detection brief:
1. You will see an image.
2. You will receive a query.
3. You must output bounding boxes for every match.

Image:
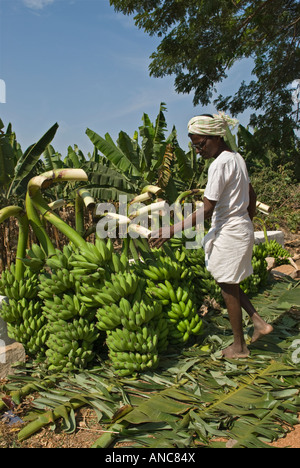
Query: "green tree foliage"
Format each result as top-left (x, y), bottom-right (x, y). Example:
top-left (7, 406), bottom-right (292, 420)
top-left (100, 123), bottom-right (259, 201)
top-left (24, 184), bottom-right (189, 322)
top-left (109, 0), bottom-right (300, 158)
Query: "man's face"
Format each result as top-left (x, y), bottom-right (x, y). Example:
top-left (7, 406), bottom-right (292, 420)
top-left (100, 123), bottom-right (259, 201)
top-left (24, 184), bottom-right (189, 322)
top-left (190, 134), bottom-right (220, 159)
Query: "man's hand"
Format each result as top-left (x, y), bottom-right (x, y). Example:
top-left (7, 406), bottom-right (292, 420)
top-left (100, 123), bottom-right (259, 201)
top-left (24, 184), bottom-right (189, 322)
top-left (149, 226), bottom-right (175, 249)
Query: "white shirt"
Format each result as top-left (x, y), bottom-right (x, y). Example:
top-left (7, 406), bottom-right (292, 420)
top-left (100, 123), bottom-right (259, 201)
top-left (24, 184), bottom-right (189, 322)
top-left (204, 151), bottom-right (251, 230)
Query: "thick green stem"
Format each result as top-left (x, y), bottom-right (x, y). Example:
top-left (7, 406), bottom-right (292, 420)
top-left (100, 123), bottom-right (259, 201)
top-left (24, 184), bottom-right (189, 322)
top-left (75, 194), bottom-right (85, 237)
top-left (27, 168), bottom-right (89, 249)
top-left (25, 192), bottom-right (56, 257)
top-left (18, 400), bottom-right (85, 442)
top-left (31, 191), bottom-right (87, 249)
top-left (27, 168), bottom-right (88, 198)
top-left (15, 213), bottom-right (29, 281)
top-left (75, 189), bottom-right (95, 237)
top-left (0, 206), bottom-right (29, 281)
top-left (175, 189), bottom-right (205, 205)
top-left (91, 422), bottom-right (129, 448)
top-left (174, 189), bottom-right (205, 221)
top-left (253, 216), bottom-right (269, 245)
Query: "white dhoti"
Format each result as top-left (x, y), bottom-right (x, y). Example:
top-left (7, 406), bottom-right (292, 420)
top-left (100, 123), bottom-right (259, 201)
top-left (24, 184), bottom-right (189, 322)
top-left (203, 221), bottom-right (254, 284)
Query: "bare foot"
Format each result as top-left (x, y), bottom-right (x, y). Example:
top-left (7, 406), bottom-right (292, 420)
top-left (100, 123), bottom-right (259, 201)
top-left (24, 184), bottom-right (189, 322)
top-left (222, 343), bottom-right (250, 359)
top-left (251, 313), bottom-right (274, 344)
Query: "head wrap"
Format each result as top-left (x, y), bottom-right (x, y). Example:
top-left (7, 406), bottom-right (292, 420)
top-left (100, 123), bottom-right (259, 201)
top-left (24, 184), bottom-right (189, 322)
top-left (188, 112), bottom-right (239, 137)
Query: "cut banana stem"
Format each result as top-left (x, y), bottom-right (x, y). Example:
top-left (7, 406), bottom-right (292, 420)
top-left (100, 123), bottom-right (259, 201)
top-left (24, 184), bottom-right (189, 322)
top-left (128, 224), bottom-right (151, 239)
top-left (27, 168), bottom-right (88, 197)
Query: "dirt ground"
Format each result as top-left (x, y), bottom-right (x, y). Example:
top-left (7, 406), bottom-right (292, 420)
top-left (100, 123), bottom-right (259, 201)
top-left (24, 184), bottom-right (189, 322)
top-left (1, 403), bottom-right (300, 449)
top-left (269, 416), bottom-right (300, 448)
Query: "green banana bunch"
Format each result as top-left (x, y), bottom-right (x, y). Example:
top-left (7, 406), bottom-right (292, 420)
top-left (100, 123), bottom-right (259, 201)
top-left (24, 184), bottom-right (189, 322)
top-left (7, 321), bottom-right (48, 357)
top-left (46, 245), bottom-right (74, 271)
top-left (46, 345), bottom-right (95, 373)
top-left (44, 312), bottom-right (99, 373)
top-left (106, 326), bottom-right (159, 354)
top-left (142, 252), bottom-right (187, 281)
top-left (147, 279), bottom-right (182, 303)
top-left (5, 299), bottom-right (48, 357)
top-left (25, 325), bottom-right (49, 357)
top-left (146, 274), bottom-right (203, 345)
top-left (264, 240), bottom-right (290, 265)
top-left (240, 242), bottom-right (279, 296)
top-left (96, 303), bottom-right (123, 331)
top-left (154, 316), bottom-right (169, 353)
top-left (46, 317), bottom-right (99, 344)
top-left (69, 238), bottom-right (114, 271)
top-left (38, 268), bottom-right (75, 299)
top-left (21, 243), bottom-right (47, 272)
top-left (1, 297), bottom-right (39, 324)
top-left (108, 350), bottom-right (159, 377)
top-left (86, 271), bottom-right (141, 307)
top-left (118, 296), bottom-right (162, 331)
top-left (0, 265), bottom-right (39, 301)
top-left (108, 251), bottom-right (129, 274)
top-left (42, 293), bottom-right (90, 322)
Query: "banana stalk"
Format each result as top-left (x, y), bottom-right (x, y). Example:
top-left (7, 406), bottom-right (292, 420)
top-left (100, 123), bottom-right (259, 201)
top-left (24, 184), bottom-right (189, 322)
top-left (253, 216), bottom-right (269, 245)
top-left (91, 405), bottom-right (132, 448)
top-left (128, 223), bottom-right (151, 239)
top-left (27, 169), bottom-right (89, 249)
top-left (174, 189), bottom-right (205, 221)
top-left (27, 168), bottom-right (88, 197)
top-left (129, 200), bottom-right (167, 219)
top-left (75, 189), bottom-right (95, 237)
top-left (18, 400), bottom-right (85, 442)
top-left (129, 192), bottom-right (152, 205)
top-left (102, 212), bottom-right (131, 226)
top-left (31, 191), bottom-right (87, 249)
top-left (0, 206), bottom-right (29, 281)
top-left (91, 422), bottom-right (129, 448)
top-left (256, 201), bottom-right (271, 216)
top-left (48, 199), bottom-right (65, 211)
top-left (25, 193), bottom-right (56, 257)
top-left (141, 185), bottom-right (163, 196)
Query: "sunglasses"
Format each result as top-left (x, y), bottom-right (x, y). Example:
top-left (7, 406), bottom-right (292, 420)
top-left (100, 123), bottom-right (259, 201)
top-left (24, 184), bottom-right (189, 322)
top-left (191, 136), bottom-right (209, 151)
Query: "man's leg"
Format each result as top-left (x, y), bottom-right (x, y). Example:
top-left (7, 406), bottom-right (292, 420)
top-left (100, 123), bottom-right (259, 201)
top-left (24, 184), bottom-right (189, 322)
top-left (218, 283), bottom-right (250, 358)
top-left (239, 287), bottom-right (274, 343)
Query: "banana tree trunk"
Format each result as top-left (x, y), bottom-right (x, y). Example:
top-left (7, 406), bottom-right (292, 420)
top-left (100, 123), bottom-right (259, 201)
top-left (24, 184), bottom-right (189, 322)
top-left (0, 206), bottom-right (29, 281)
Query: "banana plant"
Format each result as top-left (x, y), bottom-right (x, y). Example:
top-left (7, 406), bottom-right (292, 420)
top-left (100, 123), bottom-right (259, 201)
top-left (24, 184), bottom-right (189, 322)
top-left (85, 103), bottom-right (195, 204)
top-left (0, 120), bottom-right (59, 203)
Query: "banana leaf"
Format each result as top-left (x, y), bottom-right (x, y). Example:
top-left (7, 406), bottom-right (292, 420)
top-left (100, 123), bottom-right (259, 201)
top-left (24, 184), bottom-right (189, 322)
top-left (6, 123), bottom-right (59, 198)
top-left (82, 161), bottom-right (138, 201)
top-left (86, 129), bottom-right (141, 177)
top-left (0, 124), bottom-right (15, 188)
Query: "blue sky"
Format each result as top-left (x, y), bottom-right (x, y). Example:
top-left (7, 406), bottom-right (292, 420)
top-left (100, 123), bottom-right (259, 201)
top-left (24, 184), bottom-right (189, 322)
top-left (0, 0), bottom-right (254, 157)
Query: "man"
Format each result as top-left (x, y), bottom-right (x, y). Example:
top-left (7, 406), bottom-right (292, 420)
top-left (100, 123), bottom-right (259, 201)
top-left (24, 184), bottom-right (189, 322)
top-left (150, 113), bottom-right (273, 359)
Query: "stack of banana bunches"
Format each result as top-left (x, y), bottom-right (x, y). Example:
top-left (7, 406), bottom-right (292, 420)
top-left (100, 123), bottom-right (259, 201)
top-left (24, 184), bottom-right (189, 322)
top-left (0, 239), bottom-right (204, 377)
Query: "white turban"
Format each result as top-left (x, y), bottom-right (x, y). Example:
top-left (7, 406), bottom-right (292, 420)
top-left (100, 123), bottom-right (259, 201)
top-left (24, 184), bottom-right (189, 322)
top-left (188, 112), bottom-right (239, 137)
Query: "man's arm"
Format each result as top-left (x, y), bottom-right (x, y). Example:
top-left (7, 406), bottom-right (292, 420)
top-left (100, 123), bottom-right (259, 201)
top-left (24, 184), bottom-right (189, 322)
top-left (248, 184), bottom-right (257, 221)
top-left (150, 197), bottom-right (216, 249)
